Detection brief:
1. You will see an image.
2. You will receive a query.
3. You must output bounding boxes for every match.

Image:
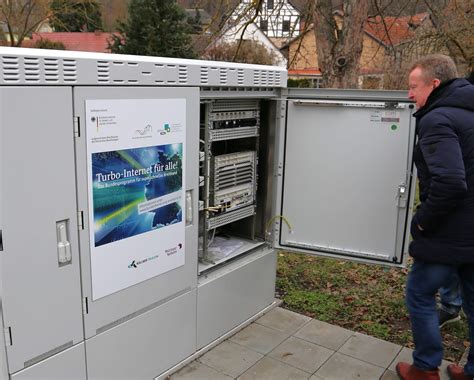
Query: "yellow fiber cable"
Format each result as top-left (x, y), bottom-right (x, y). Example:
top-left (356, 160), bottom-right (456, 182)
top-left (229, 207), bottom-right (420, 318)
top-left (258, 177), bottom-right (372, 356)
top-left (265, 215), bottom-right (293, 237)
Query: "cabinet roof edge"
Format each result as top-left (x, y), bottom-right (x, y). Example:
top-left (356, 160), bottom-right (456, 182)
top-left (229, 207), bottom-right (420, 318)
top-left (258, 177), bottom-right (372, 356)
top-left (0, 47), bottom-right (287, 88)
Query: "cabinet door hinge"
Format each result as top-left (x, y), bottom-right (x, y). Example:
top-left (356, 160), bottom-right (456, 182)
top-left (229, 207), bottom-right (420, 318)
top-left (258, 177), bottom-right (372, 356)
top-left (0, 229), bottom-right (3, 252)
top-left (82, 297), bottom-right (89, 315)
top-left (4, 327), bottom-right (12, 346)
top-left (77, 211), bottom-right (84, 230)
top-left (73, 116), bottom-right (80, 138)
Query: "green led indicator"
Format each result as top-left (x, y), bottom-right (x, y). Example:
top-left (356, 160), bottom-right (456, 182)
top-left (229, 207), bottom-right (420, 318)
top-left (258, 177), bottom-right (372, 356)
top-left (391, 124), bottom-right (398, 131)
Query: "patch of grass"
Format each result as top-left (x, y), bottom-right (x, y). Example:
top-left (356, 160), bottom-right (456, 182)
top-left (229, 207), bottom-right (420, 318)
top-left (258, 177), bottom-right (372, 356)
top-left (359, 321), bottom-right (391, 339)
top-left (283, 289), bottom-right (343, 322)
top-left (276, 251), bottom-right (469, 362)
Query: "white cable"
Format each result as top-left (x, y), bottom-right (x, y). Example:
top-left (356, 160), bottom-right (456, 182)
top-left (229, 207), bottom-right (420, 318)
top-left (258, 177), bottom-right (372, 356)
top-left (207, 229), bottom-right (216, 247)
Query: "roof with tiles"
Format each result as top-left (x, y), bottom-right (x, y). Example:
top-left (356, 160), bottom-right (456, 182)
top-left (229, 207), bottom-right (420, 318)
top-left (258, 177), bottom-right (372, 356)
top-left (27, 32), bottom-right (114, 53)
top-left (364, 12), bottom-right (431, 46)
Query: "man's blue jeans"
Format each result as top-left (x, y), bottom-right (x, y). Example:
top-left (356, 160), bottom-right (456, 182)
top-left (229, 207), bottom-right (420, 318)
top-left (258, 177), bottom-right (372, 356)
top-left (407, 260), bottom-right (474, 375)
top-left (439, 272), bottom-right (462, 315)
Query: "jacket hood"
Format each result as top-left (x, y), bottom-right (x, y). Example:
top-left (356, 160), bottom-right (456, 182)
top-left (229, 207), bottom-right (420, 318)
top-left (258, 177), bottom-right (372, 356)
top-left (414, 78), bottom-right (474, 119)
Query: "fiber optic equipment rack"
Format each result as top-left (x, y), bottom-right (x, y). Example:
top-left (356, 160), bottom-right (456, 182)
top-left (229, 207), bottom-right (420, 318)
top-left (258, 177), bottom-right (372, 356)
top-left (0, 48), bottom-right (416, 380)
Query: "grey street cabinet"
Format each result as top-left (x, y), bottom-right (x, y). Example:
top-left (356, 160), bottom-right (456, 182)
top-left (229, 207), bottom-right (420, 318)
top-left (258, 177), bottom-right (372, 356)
top-left (0, 48), bottom-right (416, 379)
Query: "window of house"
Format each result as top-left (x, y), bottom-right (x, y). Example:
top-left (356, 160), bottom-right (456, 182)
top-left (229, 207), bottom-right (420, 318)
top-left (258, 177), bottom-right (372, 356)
top-left (282, 19), bottom-right (291, 32)
top-left (260, 19), bottom-right (268, 32)
top-left (267, 0), bottom-right (274, 9)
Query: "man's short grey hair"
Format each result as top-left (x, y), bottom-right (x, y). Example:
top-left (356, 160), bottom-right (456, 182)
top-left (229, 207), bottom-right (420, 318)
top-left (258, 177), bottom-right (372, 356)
top-left (410, 54), bottom-right (458, 83)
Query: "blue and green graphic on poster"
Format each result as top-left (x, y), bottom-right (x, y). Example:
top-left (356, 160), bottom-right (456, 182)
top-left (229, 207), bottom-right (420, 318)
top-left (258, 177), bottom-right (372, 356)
top-left (92, 144), bottom-right (183, 247)
top-left (85, 98), bottom-right (186, 300)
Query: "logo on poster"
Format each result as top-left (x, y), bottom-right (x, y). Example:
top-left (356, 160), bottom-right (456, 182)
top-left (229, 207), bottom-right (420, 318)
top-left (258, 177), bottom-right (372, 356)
top-left (90, 114), bottom-right (117, 133)
top-left (127, 254), bottom-right (159, 269)
top-left (160, 123), bottom-right (171, 135)
top-left (135, 124), bottom-right (153, 136)
top-left (166, 243), bottom-right (183, 256)
top-left (91, 116), bottom-right (98, 132)
top-left (159, 123), bottom-right (183, 135)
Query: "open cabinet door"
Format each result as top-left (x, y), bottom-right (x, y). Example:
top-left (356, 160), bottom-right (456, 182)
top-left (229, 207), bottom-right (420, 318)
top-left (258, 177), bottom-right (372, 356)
top-left (273, 89), bottom-right (416, 265)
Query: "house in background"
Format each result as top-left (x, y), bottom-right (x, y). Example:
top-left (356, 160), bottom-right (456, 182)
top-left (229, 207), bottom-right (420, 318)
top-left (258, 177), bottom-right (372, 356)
top-left (204, 0), bottom-right (303, 67)
top-left (233, 0), bottom-right (301, 39)
top-left (282, 12), bottom-right (433, 88)
top-left (363, 12), bottom-right (433, 76)
top-left (205, 19), bottom-right (288, 67)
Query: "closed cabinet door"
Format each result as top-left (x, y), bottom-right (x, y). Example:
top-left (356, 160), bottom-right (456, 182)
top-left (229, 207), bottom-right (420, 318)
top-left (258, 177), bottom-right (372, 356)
top-left (73, 87), bottom-right (199, 339)
top-left (0, 87), bottom-right (84, 374)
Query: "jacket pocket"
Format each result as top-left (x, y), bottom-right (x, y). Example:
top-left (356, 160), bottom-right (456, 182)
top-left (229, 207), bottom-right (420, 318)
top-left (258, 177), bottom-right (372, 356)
top-left (410, 218), bottom-right (423, 239)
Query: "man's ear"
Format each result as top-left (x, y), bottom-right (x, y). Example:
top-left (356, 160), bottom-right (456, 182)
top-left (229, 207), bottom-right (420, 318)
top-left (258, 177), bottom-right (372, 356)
top-left (433, 78), bottom-right (441, 88)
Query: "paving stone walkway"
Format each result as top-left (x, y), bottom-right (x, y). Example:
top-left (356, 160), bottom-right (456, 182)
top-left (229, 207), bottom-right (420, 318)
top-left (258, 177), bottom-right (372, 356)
top-left (170, 307), bottom-right (453, 380)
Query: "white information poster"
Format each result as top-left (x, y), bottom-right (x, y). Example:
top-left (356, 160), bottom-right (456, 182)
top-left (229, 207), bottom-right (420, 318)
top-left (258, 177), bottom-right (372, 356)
top-left (85, 98), bottom-right (186, 300)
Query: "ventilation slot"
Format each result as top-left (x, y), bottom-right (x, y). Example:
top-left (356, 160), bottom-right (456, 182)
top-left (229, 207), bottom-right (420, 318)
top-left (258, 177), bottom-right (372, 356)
top-left (44, 58), bottom-right (59, 82)
top-left (97, 60), bottom-right (110, 83)
top-left (166, 64), bottom-right (177, 84)
top-left (259, 71), bottom-right (268, 86)
top-left (178, 65), bottom-right (187, 84)
top-left (267, 71), bottom-right (275, 86)
top-left (24, 57), bottom-right (40, 83)
top-left (200, 67), bottom-right (209, 84)
top-left (63, 59), bottom-right (77, 82)
top-left (275, 72), bottom-right (281, 86)
top-left (154, 64), bottom-right (164, 83)
top-left (219, 68), bottom-right (228, 85)
top-left (2, 56), bottom-right (20, 82)
top-left (238, 69), bottom-right (245, 85)
top-left (253, 70), bottom-right (261, 86)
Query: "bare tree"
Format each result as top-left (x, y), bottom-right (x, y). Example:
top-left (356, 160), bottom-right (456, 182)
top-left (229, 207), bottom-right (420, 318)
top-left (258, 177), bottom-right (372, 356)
top-left (207, 0), bottom-right (372, 87)
top-left (0, 0), bottom-right (51, 46)
top-left (131, 0), bottom-right (471, 88)
top-left (1, 0), bottom-right (109, 47)
top-left (422, 0), bottom-right (473, 72)
top-left (380, 0), bottom-right (472, 89)
top-left (312, 0), bottom-right (370, 88)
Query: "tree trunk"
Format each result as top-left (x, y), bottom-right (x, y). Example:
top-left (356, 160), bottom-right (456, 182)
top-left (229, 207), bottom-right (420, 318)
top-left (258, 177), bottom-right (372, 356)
top-left (313, 0), bottom-right (370, 88)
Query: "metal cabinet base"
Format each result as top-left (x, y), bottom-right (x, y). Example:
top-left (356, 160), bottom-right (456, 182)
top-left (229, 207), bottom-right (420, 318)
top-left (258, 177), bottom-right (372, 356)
top-left (11, 344), bottom-right (86, 380)
top-left (86, 289), bottom-right (196, 380)
top-left (197, 248), bottom-right (276, 349)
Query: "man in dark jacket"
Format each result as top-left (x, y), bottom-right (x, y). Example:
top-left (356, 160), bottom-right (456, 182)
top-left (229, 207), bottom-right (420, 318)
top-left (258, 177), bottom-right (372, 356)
top-left (396, 55), bottom-right (474, 380)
